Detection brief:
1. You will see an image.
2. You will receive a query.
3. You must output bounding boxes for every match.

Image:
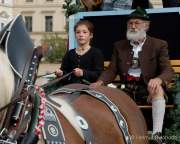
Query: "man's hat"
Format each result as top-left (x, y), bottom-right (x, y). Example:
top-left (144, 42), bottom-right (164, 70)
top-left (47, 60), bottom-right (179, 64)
top-left (128, 7), bottom-right (149, 21)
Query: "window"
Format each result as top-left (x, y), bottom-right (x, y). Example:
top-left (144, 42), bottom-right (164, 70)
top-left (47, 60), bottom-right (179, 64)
top-left (45, 16), bottom-right (53, 32)
top-left (25, 16), bottom-right (32, 32)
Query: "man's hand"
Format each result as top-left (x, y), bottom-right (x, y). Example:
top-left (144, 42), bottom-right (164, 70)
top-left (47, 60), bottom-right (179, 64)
top-left (147, 77), bottom-right (162, 96)
top-left (55, 68), bottom-right (63, 77)
top-left (90, 80), bottom-right (104, 88)
top-left (73, 68), bottom-right (83, 77)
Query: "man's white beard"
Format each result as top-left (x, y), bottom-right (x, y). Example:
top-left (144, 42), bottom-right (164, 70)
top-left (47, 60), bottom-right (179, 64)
top-left (126, 28), bottom-right (146, 42)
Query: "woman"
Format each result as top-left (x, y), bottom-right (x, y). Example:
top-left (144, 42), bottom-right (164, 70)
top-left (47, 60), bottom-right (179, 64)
top-left (55, 20), bottom-right (104, 84)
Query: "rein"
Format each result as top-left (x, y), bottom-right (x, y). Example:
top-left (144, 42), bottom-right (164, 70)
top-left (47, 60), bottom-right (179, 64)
top-left (37, 72), bottom-right (55, 78)
top-left (42, 71), bottom-right (73, 88)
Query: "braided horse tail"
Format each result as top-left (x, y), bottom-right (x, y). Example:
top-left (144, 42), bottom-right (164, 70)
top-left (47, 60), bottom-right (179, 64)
top-left (0, 50), bottom-right (14, 108)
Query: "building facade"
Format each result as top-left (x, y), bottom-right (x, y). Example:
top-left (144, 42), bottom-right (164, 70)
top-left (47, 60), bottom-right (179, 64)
top-left (12, 0), bottom-right (67, 46)
top-left (1, 0), bottom-right (164, 46)
top-left (0, 0), bottom-right (13, 30)
top-left (149, 0), bottom-right (163, 8)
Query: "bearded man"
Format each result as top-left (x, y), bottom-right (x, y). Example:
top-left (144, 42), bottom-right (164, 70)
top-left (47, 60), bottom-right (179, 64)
top-left (91, 7), bottom-right (174, 142)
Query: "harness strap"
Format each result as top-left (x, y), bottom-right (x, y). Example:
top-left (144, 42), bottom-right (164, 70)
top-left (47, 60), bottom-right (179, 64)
top-left (26, 53), bottom-right (39, 85)
top-left (12, 88), bottom-right (36, 141)
top-left (42, 102), bottom-right (65, 144)
top-left (3, 47), bottom-right (33, 129)
top-left (46, 96), bottom-right (94, 144)
top-left (75, 114), bottom-right (94, 144)
top-left (54, 87), bottom-right (133, 144)
top-left (42, 71), bottom-right (73, 89)
top-left (0, 90), bottom-right (33, 143)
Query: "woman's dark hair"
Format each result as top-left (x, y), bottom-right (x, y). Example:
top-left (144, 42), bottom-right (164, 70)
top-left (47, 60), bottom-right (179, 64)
top-left (74, 20), bottom-right (94, 34)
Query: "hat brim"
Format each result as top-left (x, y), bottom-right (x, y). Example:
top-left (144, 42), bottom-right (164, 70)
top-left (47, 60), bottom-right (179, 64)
top-left (128, 15), bottom-right (150, 21)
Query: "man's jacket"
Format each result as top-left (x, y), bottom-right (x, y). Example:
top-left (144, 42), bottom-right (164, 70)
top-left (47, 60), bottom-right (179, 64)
top-left (99, 35), bottom-right (174, 85)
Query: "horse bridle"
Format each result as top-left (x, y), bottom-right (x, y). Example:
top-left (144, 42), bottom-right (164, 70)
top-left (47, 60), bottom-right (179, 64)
top-left (0, 94), bottom-right (23, 138)
top-left (42, 71), bottom-right (73, 89)
top-left (0, 83), bottom-right (48, 144)
top-left (0, 48), bottom-right (44, 144)
top-left (0, 86), bottom-right (34, 141)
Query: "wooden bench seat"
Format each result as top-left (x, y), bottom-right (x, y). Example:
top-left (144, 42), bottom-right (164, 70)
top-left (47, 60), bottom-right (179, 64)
top-left (170, 60), bottom-right (180, 73)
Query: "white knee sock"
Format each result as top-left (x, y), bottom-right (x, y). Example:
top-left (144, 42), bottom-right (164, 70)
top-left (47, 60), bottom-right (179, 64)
top-left (152, 97), bottom-right (165, 134)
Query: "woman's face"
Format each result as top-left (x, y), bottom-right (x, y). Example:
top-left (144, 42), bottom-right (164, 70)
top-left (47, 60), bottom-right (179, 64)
top-left (75, 24), bottom-right (93, 46)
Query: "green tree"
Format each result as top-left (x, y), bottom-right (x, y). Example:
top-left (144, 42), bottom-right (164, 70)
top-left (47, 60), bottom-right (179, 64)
top-left (63, 0), bottom-right (84, 18)
top-left (41, 34), bottom-right (67, 63)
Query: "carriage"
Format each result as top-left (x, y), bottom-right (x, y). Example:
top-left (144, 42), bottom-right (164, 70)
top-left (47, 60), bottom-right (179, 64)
top-left (0, 14), bottom-right (179, 144)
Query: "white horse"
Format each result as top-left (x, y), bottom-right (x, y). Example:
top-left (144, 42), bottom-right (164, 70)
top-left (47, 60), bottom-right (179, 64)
top-left (0, 49), bottom-right (14, 108)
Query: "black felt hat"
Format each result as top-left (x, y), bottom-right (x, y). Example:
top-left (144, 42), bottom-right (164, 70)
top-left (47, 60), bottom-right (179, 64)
top-left (128, 7), bottom-right (149, 21)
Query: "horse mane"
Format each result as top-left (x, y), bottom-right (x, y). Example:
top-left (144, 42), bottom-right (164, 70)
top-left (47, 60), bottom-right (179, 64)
top-left (47, 97), bottom-right (84, 139)
top-left (0, 50), bottom-right (14, 108)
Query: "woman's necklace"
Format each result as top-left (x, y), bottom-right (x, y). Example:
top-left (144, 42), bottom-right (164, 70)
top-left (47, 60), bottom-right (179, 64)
top-left (76, 46), bottom-right (90, 55)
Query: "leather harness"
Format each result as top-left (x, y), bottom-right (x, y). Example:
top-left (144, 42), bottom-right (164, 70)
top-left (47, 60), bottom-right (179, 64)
top-left (50, 87), bottom-right (133, 144)
top-left (46, 95), bottom-right (95, 144)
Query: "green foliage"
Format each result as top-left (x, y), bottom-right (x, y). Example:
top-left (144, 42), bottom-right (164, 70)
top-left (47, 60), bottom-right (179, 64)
top-left (164, 74), bottom-right (180, 144)
top-left (41, 34), bottom-right (67, 63)
top-left (63, 0), bottom-right (84, 17)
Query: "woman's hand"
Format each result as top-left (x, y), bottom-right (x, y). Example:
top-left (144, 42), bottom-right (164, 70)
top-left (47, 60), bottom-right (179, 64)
top-left (55, 68), bottom-right (63, 77)
top-left (73, 68), bottom-right (83, 77)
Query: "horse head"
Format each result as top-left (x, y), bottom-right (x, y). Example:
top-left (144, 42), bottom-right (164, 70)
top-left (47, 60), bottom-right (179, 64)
top-left (0, 15), bottom-right (48, 144)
